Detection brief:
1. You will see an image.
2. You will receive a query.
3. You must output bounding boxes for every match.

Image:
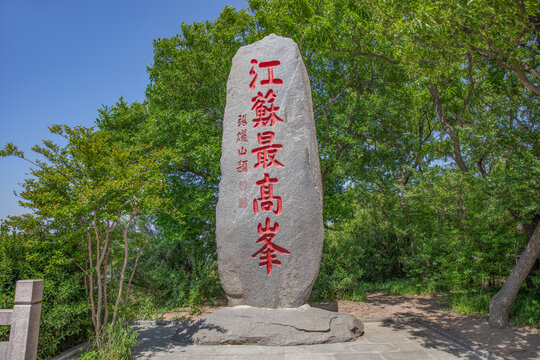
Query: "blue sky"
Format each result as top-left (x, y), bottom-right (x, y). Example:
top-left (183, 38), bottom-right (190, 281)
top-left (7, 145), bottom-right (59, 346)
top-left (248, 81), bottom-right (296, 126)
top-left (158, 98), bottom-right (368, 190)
top-left (0, 0), bottom-right (248, 220)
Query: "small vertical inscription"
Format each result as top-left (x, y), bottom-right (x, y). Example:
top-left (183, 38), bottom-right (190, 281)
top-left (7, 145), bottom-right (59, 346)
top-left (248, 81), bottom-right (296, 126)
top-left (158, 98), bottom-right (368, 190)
top-left (236, 113), bottom-right (249, 207)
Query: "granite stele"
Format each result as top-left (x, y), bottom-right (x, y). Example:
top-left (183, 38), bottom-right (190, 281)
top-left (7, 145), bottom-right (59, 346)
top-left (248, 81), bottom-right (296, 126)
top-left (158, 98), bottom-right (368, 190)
top-left (216, 33), bottom-right (324, 309)
top-left (174, 34), bottom-right (364, 346)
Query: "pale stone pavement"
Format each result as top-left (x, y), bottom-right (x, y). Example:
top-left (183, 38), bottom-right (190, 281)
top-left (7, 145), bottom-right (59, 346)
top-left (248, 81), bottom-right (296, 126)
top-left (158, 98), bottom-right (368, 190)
top-left (130, 320), bottom-right (498, 359)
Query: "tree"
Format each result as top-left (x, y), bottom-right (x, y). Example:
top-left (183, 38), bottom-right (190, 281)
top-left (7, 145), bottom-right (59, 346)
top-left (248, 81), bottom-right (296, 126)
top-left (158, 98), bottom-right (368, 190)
top-left (368, 0), bottom-right (540, 328)
top-left (0, 214), bottom-right (91, 359)
top-left (97, 8), bottom-right (255, 306)
top-left (248, 0), bottom-right (539, 327)
top-left (1, 125), bottom-right (174, 341)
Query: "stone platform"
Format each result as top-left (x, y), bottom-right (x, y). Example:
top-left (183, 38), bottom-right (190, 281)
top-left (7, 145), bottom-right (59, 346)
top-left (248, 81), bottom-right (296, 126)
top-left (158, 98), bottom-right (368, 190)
top-left (171, 305), bottom-right (364, 346)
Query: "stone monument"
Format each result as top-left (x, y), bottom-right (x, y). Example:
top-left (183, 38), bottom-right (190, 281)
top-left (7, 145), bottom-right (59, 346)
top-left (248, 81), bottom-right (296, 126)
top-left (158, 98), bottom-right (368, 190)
top-left (173, 34), bottom-right (363, 345)
top-left (216, 33), bottom-right (324, 308)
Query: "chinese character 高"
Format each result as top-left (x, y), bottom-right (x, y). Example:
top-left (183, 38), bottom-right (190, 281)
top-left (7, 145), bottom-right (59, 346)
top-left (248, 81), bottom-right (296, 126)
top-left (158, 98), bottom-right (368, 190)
top-left (253, 173), bottom-right (282, 215)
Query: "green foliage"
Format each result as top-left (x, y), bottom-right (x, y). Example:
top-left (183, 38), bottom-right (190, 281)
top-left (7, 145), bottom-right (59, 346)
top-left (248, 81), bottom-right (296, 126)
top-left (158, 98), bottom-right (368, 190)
top-left (38, 301), bottom-right (91, 359)
top-left (0, 122), bottom-right (176, 354)
top-left (449, 273), bottom-right (540, 328)
top-left (99, 0), bottom-right (539, 328)
top-left (96, 7), bottom-right (256, 310)
top-left (512, 295), bottom-right (540, 328)
top-left (0, 220), bottom-right (91, 359)
top-left (79, 323), bottom-right (138, 360)
top-left (311, 233), bottom-right (364, 301)
top-left (510, 272), bottom-right (540, 328)
top-left (255, 0), bottom-right (537, 322)
top-left (133, 228), bottom-right (222, 309)
top-left (121, 297), bottom-right (161, 321)
top-left (450, 290), bottom-right (493, 316)
top-left (356, 279), bottom-right (431, 296)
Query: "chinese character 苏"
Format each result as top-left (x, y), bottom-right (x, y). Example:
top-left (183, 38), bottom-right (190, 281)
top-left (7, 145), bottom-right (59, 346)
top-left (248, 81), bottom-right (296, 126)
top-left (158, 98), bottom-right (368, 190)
top-left (251, 89), bottom-right (284, 128)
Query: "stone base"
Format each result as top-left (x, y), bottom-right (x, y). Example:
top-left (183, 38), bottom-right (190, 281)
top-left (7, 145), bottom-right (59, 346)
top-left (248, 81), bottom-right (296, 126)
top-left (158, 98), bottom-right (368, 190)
top-left (171, 305), bottom-right (364, 346)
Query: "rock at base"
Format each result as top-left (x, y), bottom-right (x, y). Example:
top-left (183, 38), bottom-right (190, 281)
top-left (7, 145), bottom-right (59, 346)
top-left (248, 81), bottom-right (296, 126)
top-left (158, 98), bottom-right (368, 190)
top-left (172, 305), bottom-right (364, 346)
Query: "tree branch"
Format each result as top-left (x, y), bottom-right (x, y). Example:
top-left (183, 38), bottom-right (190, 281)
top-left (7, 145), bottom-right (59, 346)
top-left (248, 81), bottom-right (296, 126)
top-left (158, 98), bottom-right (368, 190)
top-left (427, 85), bottom-right (469, 172)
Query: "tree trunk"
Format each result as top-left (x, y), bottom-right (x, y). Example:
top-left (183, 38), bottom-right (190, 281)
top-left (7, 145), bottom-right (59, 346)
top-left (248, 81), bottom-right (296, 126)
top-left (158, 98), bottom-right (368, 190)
top-left (489, 220), bottom-right (540, 328)
top-left (86, 231), bottom-right (97, 332)
top-left (111, 213), bottom-right (136, 328)
top-left (125, 242), bottom-right (146, 304)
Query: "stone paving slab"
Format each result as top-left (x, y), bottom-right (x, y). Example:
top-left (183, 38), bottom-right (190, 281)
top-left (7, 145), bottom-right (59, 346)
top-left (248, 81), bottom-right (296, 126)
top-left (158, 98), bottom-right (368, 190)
top-left (131, 321), bottom-right (487, 359)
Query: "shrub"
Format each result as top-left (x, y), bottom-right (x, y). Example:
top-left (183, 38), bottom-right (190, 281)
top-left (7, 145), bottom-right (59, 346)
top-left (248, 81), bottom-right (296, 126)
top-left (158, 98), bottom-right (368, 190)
top-left (311, 234), bottom-right (365, 301)
top-left (79, 323), bottom-right (138, 360)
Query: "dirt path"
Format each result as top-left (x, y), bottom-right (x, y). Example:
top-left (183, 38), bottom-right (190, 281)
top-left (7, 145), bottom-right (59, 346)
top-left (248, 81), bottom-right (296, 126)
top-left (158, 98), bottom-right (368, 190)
top-left (158, 293), bottom-right (539, 360)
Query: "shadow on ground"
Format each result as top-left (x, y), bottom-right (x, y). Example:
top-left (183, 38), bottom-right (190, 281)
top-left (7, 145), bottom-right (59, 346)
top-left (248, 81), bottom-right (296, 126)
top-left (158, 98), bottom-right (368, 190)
top-left (309, 301), bottom-right (339, 312)
top-left (356, 294), bottom-right (540, 360)
top-left (171, 319), bottom-right (226, 344)
top-left (379, 320), bottom-right (484, 359)
top-left (131, 319), bottom-right (226, 357)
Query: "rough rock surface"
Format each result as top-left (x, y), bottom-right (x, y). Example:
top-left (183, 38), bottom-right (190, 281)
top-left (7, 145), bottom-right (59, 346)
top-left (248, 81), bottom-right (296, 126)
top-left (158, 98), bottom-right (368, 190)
top-left (216, 34), bottom-right (324, 308)
top-left (172, 305), bottom-right (364, 346)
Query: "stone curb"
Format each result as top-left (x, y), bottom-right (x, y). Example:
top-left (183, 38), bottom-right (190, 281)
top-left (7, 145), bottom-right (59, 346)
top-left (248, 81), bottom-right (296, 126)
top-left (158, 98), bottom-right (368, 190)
top-left (362, 316), bottom-right (416, 323)
top-left (50, 342), bottom-right (90, 360)
top-left (129, 320), bottom-right (188, 326)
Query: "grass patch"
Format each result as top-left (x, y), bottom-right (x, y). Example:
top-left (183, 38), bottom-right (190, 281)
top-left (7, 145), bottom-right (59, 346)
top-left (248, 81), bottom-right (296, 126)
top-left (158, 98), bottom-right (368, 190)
top-left (436, 285), bottom-right (539, 329)
top-left (510, 284), bottom-right (540, 328)
top-left (449, 290), bottom-right (493, 315)
top-left (0, 325), bottom-right (9, 342)
top-left (338, 288), bottom-right (366, 302)
top-left (355, 278), bottom-right (434, 295)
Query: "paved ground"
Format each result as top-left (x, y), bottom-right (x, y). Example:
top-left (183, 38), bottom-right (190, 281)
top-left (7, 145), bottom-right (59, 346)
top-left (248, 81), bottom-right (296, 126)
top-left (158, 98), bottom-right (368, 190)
top-left (54, 293), bottom-right (537, 359)
top-left (131, 320), bottom-right (493, 359)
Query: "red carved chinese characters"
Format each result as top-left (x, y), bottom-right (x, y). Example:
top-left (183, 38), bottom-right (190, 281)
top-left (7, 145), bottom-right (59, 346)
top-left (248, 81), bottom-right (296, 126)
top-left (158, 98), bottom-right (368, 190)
top-left (249, 59), bottom-right (258, 90)
top-left (236, 114), bottom-right (248, 207)
top-left (236, 160), bottom-right (248, 173)
top-left (249, 59), bottom-right (283, 90)
top-left (238, 197), bottom-right (248, 208)
top-left (249, 58), bottom-right (289, 275)
top-left (253, 173), bottom-right (282, 215)
top-left (239, 180), bottom-right (248, 190)
top-left (251, 217), bottom-right (290, 275)
top-left (252, 131), bottom-right (284, 169)
top-left (259, 61), bottom-right (283, 86)
top-left (237, 129), bottom-right (248, 143)
top-left (238, 114), bottom-right (247, 127)
top-left (251, 90), bottom-right (284, 128)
